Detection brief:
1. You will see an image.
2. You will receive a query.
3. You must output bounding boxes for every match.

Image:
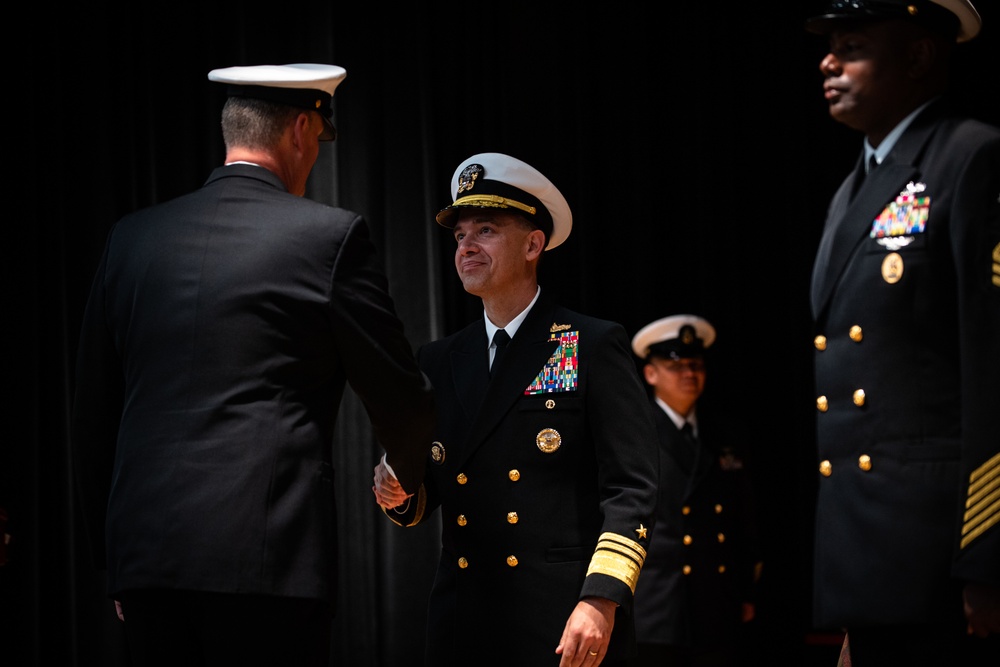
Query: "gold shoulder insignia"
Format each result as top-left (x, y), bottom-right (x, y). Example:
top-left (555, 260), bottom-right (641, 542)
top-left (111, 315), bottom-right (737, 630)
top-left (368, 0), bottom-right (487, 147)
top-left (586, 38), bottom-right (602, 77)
top-left (960, 452), bottom-right (1000, 549)
top-left (550, 322), bottom-right (571, 332)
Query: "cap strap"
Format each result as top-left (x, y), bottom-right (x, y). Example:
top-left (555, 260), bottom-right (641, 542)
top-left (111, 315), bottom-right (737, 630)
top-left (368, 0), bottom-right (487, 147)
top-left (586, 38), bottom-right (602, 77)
top-left (452, 194), bottom-right (537, 217)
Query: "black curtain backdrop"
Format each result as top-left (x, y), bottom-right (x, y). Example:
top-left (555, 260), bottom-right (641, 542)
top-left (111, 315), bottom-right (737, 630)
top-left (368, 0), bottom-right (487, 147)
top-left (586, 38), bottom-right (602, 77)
top-left (7, 2), bottom-right (999, 665)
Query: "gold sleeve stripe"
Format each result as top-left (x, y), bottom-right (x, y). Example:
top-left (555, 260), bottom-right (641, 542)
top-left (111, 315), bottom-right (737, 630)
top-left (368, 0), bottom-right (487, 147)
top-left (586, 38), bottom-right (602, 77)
top-left (585, 532), bottom-right (647, 594)
top-left (961, 453), bottom-right (1000, 549)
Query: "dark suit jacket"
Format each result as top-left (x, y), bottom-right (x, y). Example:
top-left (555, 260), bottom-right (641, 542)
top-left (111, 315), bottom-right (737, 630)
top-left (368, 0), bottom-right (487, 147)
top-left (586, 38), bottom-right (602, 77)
top-left (385, 291), bottom-right (659, 666)
top-left (633, 404), bottom-right (760, 648)
top-left (71, 164), bottom-right (434, 605)
top-left (810, 99), bottom-right (1000, 628)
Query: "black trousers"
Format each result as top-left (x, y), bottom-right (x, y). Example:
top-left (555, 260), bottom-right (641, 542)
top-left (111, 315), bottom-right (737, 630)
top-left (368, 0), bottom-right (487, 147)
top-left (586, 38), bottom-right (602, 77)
top-left (119, 589), bottom-right (332, 667)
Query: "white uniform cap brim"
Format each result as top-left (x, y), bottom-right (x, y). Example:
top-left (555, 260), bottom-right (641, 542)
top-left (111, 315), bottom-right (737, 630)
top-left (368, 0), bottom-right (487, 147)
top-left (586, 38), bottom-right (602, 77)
top-left (207, 63), bottom-right (347, 96)
top-left (631, 314), bottom-right (716, 358)
top-left (450, 152), bottom-right (573, 250)
top-left (936, 0), bottom-right (981, 41)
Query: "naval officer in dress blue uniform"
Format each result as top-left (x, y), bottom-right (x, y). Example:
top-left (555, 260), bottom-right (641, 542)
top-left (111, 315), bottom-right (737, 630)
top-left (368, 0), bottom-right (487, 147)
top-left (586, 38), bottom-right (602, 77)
top-left (373, 153), bottom-right (660, 667)
top-left (71, 63), bottom-right (436, 667)
top-left (628, 315), bottom-right (761, 667)
top-left (805, 0), bottom-right (1000, 663)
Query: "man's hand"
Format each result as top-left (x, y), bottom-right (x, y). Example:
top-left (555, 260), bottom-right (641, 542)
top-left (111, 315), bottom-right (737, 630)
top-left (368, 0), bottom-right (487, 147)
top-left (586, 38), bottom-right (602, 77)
top-left (964, 582), bottom-right (1000, 637)
top-left (372, 459), bottom-right (410, 509)
top-left (115, 600), bottom-right (124, 621)
top-left (554, 597), bottom-right (616, 666)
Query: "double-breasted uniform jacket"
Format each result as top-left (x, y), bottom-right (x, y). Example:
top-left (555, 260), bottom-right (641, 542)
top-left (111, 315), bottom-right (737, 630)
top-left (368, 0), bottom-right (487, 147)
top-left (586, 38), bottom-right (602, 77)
top-left (385, 291), bottom-right (659, 665)
top-left (809, 99), bottom-right (1000, 628)
top-left (71, 164), bottom-right (434, 605)
top-left (633, 403), bottom-right (760, 649)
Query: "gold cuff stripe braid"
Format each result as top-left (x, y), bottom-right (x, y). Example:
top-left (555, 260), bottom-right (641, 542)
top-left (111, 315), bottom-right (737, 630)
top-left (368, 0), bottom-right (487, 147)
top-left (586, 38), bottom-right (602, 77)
top-left (961, 453), bottom-right (1000, 549)
top-left (585, 532), bottom-right (646, 593)
top-left (452, 194), bottom-right (537, 217)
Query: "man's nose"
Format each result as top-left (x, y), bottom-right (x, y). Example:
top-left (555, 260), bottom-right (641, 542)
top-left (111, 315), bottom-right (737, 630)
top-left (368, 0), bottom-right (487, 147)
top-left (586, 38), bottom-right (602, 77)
top-left (820, 53), bottom-right (839, 76)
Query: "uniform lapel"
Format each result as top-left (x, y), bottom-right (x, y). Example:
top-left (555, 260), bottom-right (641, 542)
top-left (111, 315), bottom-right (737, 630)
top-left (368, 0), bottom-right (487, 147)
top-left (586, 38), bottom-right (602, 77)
top-left (455, 296), bottom-right (561, 470)
top-left (450, 324), bottom-right (490, 421)
top-left (810, 108), bottom-right (939, 318)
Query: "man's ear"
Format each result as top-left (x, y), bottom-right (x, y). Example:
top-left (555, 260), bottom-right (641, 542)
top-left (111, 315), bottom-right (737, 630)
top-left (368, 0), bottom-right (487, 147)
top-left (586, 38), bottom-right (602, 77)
top-left (907, 35), bottom-right (936, 79)
top-left (525, 228), bottom-right (546, 259)
top-left (642, 362), bottom-right (657, 385)
top-left (290, 112), bottom-right (313, 150)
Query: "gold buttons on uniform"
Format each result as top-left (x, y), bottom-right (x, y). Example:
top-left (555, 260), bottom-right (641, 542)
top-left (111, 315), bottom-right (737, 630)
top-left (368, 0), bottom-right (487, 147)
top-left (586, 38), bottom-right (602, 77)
top-left (506, 555), bottom-right (518, 567)
top-left (817, 395), bottom-right (829, 412)
top-left (814, 335), bottom-right (827, 351)
top-left (849, 325), bottom-right (863, 342)
top-left (717, 533), bottom-right (725, 543)
top-left (507, 512), bottom-right (518, 524)
top-left (456, 473), bottom-right (467, 485)
top-left (819, 460), bottom-right (832, 477)
top-left (858, 455), bottom-right (872, 472)
top-left (718, 565), bottom-right (726, 574)
top-left (683, 535), bottom-right (693, 545)
top-left (682, 506), bottom-right (691, 515)
top-left (457, 514), bottom-right (467, 526)
top-left (683, 565), bottom-right (692, 575)
top-left (458, 557), bottom-right (468, 569)
top-left (545, 399), bottom-right (555, 409)
top-left (508, 469), bottom-right (520, 482)
top-left (853, 389), bottom-right (866, 407)
top-left (714, 504), bottom-right (723, 514)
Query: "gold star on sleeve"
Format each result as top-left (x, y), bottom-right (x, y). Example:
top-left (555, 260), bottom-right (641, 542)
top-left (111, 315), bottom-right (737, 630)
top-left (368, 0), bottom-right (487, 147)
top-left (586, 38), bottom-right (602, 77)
top-left (635, 524), bottom-right (647, 539)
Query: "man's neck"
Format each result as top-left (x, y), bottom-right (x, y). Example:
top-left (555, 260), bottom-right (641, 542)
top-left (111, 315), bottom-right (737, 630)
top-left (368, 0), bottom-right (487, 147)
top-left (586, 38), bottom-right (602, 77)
top-left (482, 281), bottom-right (539, 329)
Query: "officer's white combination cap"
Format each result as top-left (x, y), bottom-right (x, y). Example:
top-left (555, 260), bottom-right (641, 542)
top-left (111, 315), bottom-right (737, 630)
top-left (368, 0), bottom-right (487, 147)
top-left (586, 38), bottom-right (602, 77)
top-left (632, 314), bottom-right (716, 360)
top-left (207, 63), bottom-right (347, 140)
top-left (435, 152), bottom-right (573, 251)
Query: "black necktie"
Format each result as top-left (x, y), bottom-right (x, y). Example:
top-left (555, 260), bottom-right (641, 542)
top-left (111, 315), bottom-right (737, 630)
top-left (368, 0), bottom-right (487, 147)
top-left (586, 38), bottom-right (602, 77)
top-left (868, 154), bottom-right (878, 174)
top-left (490, 329), bottom-right (511, 377)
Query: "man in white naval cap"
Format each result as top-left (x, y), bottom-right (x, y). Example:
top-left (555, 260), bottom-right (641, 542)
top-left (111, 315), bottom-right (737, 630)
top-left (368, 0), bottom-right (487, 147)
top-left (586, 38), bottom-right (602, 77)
top-left (629, 315), bottom-right (761, 667)
top-left (805, 0), bottom-right (1000, 664)
top-left (373, 152), bottom-right (659, 666)
top-left (71, 63), bottom-right (435, 666)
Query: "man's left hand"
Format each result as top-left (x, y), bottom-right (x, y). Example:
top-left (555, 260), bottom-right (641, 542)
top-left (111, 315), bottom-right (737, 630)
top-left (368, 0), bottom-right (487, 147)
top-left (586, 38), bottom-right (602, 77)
top-left (554, 597), bottom-right (616, 666)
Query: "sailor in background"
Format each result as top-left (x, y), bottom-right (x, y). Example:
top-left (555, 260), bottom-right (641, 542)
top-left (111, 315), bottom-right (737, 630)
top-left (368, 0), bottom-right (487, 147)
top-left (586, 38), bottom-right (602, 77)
top-left (629, 315), bottom-right (762, 667)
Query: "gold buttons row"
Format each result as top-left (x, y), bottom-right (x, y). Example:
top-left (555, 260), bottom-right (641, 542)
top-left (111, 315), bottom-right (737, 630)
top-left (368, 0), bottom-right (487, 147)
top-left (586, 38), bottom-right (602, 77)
top-left (681, 504), bottom-right (725, 516)
top-left (682, 533), bottom-right (726, 545)
top-left (455, 511), bottom-right (519, 526)
top-left (814, 326), bottom-right (864, 351)
top-left (819, 454), bottom-right (873, 477)
top-left (455, 469), bottom-right (522, 485)
top-left (456, 555), bottom-right (520, 569)
top-left (682, 564), bottom-right (728, 575)
top-left (816, 389), bottom-right (866, 412)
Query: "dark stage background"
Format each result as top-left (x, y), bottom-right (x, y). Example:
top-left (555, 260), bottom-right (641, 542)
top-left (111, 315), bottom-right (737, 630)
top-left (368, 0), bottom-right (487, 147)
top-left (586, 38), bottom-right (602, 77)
top-left (6, 3), bottom-right (999, 665)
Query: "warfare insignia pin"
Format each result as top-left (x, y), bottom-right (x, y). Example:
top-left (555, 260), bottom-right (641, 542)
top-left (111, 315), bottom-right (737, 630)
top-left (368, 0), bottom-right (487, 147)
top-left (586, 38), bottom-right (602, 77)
top-left (457, 164), bottom-right (483, 194)
top-left (430, 441), bottom-right (446, 464)
top-left (881, 252), bottom-right (903, 284)
top-left (536, 428), bottom-right (562, 453)
top-left (550, 323), bottom-right (571, 332)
